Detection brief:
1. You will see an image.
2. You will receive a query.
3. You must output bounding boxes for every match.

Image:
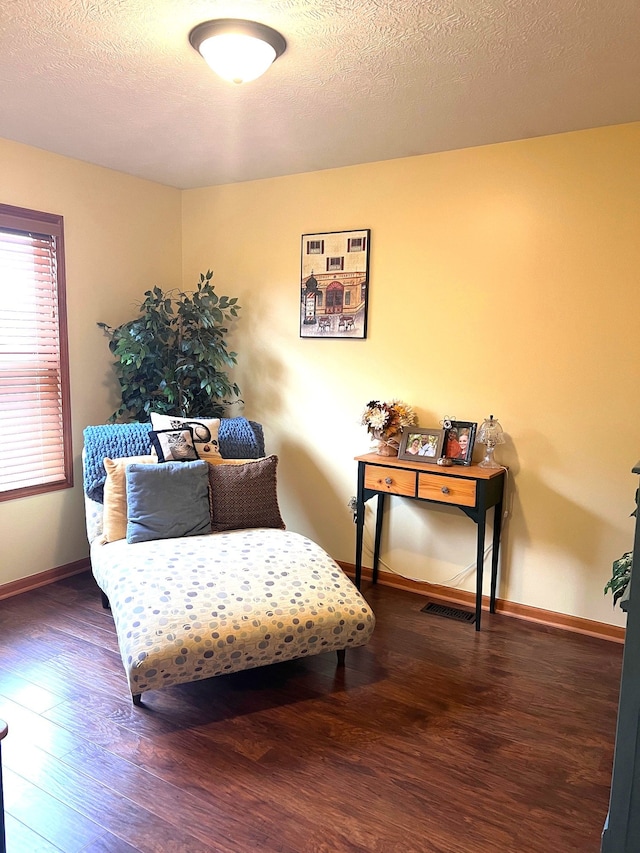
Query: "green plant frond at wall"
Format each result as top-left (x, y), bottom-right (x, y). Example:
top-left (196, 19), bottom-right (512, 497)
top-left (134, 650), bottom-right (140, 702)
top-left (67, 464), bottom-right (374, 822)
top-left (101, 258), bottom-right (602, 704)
top-left (604, 488), bottom-right (639, 608)
top-left (604, 551), bottom-right (633, 607)
top-left (98, 270), bottom-right (242, 422)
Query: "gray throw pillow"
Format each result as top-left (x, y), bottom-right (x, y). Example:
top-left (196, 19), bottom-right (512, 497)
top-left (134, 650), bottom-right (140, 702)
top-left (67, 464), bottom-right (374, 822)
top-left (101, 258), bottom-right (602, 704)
top-left (126, 460), bottom-right (211, 544)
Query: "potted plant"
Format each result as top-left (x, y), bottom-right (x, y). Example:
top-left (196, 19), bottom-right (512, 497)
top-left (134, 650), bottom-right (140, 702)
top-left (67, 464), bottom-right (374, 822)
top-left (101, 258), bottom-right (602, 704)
top-left (604, 488), bottom-right (638, 608)
top-left (605, 551), bottom-right (633, 608)
top-left (98, 270), bottom-right (241, 421)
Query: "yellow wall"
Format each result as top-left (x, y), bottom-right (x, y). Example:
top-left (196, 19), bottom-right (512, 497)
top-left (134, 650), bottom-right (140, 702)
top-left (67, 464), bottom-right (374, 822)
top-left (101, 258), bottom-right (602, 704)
top-left (182, 122), bottom-right (640, 628)
top-left (2, 124), bottom-right (638, 628)
top-left (0, 139), bottom-right (182, 584)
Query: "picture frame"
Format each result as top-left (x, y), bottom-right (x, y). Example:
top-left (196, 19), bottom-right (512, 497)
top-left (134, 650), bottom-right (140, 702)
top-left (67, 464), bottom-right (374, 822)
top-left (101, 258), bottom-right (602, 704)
top-left (398, 427), bottom-right (445, 463)
top-left (443, 420), bottom-right (477, 465)
top-left (300, 228), bottom-right (370, 339)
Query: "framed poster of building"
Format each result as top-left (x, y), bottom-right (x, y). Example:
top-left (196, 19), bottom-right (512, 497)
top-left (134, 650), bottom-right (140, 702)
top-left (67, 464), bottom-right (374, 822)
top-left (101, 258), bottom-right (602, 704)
top-left (300, 229), bottom-right (370, 339)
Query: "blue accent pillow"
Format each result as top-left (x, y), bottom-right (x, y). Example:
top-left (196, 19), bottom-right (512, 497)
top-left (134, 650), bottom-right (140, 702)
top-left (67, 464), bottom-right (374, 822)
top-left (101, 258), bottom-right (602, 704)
top-left (125, 460), bottom-right (211, 544)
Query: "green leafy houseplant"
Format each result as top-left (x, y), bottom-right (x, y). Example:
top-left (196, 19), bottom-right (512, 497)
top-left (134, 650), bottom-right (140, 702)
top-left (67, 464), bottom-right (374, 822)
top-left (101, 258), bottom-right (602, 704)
top-left (604, 488), bottom-right (638, 608)
top-left (605, 551), bottom-right (633, 607)
top-left (98, 271), bottom-right (242, 421)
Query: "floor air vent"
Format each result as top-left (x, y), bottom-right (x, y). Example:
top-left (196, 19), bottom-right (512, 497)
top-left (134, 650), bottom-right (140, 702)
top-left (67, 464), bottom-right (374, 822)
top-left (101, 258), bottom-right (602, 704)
top-left (421, 602), bottom-right (476, 624)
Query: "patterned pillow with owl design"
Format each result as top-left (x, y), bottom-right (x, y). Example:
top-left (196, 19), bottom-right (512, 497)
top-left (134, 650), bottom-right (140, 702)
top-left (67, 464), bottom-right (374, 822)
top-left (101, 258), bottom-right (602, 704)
top-left (150, 427), bottom-right (200, 463)
top-left (150, 413), bottom-right (222, 463)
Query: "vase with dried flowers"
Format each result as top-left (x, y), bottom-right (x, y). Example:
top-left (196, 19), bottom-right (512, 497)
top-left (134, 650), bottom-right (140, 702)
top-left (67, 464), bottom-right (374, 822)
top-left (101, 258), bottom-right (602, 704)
top-left (361, 399), bottom-right (418, 456)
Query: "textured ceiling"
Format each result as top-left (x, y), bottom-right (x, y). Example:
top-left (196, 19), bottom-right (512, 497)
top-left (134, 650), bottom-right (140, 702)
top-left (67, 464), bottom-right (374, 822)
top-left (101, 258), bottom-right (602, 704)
top-left (1, 0), bottom-right (639, 189)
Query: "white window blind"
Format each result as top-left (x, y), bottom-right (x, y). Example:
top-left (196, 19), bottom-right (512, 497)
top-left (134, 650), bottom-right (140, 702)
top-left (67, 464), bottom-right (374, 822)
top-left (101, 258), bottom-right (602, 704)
top-left (0, 204), bottom-right (72, 500)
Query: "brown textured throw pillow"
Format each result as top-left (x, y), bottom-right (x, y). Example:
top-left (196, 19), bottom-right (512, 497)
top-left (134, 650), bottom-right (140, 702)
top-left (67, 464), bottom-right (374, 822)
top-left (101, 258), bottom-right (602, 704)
top-left (207, 455), bottom-right (285, 532)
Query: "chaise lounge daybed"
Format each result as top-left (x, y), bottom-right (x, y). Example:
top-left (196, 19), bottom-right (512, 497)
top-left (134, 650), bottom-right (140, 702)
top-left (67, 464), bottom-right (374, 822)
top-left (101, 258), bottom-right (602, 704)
top-left (83, 418), bottom-right (375, 706)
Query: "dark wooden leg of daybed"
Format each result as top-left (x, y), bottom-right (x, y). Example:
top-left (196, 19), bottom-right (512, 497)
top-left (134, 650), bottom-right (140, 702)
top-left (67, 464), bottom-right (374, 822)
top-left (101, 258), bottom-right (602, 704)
top-left (337, 649), bottom-right (346, 667)
top-left (100, 591), bottom-right (110, 609)
top-left (132, 694), bottom-right (142, 707)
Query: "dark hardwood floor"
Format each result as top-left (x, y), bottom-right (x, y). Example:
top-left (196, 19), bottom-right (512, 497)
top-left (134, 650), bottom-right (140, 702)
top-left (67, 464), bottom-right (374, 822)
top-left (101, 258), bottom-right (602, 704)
top-left (0, 572), bottom-right (622, 853)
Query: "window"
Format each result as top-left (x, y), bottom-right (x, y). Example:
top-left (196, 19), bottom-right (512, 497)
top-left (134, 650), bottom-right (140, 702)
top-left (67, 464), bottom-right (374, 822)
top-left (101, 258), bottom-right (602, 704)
top-left (306, 240), bottom-right (324, 254)
top-left (347, 236), bottom-right (366, 252)
top-left (326, 256), bottom-right (344, 272)
top-left (0, 204), bottom-right (72, 501)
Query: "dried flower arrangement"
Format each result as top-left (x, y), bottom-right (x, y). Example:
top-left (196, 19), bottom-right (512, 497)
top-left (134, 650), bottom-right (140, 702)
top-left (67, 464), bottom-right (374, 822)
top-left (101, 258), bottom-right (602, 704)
top-left (361, 399), bottom-right (418, 454)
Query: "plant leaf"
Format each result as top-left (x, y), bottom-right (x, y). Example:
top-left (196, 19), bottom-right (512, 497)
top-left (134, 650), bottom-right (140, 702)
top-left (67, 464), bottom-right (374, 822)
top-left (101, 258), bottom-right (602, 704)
top-left (97, 271), bottom-right (242, 421)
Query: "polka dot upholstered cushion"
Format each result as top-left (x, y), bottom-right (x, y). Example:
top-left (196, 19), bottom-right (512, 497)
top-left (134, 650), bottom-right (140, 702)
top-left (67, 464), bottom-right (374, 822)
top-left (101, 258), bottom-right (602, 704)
top-left (90, 528), bottom-right (375, 698)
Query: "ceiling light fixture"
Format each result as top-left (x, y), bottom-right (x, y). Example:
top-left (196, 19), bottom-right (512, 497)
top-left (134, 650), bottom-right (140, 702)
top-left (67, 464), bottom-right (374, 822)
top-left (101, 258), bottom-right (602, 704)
top-left (189, 18), bottom-right (286, 85)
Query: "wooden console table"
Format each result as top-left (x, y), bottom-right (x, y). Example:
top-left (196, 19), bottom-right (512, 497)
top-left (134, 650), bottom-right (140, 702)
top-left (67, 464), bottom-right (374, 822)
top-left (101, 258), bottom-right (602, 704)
top-left (354, 453), bottom-right (506, 631)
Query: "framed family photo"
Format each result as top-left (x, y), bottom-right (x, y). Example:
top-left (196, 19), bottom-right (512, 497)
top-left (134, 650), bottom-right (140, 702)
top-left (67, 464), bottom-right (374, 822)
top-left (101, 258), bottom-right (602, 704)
top-left (398, 427), bottom-right (445, 463)
top-left (443, 420), bottom-right (477, 465)
top-left (300, 228), bottom-right (370, 339)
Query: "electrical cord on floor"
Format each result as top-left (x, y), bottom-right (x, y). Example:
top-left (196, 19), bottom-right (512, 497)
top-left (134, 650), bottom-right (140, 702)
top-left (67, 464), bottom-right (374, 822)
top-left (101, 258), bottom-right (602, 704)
top-left (362, 521), bottom-right (494, 586)
top-left (500, 466), bottom-right (511, 522)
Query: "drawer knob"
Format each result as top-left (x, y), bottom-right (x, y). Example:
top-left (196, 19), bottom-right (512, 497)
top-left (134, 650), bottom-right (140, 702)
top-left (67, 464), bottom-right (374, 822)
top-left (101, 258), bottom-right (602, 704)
top-left (441, 486), bottom-right (450, 494)
top-left (384, 477), bottom-right (393, 485)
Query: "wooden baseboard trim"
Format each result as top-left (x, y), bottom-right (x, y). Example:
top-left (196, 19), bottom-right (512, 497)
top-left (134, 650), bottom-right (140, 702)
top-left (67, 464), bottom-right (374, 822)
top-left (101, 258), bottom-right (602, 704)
top-left (338, 562), bottom-right (625, 644)
top-left (0, 557), bottom-right (623, 644)
top-left (0, 558), bottom-right (91, 601)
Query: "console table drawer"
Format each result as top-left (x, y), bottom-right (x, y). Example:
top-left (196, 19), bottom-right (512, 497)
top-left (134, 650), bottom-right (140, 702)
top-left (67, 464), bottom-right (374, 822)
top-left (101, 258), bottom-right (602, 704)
top-left (364, 465), bottom-right (416, 496)
top-left (418, 473), bottom-right (476, 507)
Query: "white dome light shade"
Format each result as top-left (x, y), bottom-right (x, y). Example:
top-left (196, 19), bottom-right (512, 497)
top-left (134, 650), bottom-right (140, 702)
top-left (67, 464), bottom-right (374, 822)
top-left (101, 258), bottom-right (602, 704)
top-left (198, 34), bottom-right (276, 84)
top-left (189, 19), bottom-right (286, 85)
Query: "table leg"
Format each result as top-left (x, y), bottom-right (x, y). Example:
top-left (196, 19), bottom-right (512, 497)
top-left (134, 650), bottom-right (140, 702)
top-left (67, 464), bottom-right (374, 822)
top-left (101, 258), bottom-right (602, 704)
top-left (355, 503), bottom-right (364, 590)
top-left (354, 464), bottom-right (366, 589)
top-left (490, 498), bottom-right (504, 613)
top-left (372, 493), bottom-right (386, 585)
top-left (475, 513), bottom-right (486, 631)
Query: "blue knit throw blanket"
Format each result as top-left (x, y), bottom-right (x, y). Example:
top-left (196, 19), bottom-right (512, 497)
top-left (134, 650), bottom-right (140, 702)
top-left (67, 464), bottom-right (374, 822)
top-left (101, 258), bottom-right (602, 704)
top-left (83, 418), bottom-right (265, 503)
